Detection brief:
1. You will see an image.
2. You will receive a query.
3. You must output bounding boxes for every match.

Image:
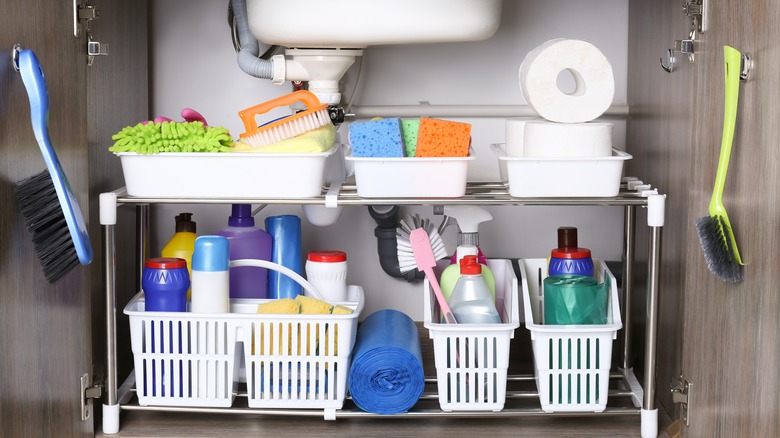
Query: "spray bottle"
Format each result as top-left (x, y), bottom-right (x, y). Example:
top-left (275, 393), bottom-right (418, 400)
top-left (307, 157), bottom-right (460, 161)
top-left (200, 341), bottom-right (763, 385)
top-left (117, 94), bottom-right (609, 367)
top-left (161, 212), bottom-right (197, 297)
top-left (440, 205), bottom-right (495, 303)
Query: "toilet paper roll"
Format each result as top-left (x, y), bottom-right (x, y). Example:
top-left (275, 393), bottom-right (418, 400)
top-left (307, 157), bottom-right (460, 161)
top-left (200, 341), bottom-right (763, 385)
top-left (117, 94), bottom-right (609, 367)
top-left (519, 39), bottom-right (615, 123)
top-left (505, 117), bottom-right (541, 157)
top-left (523, 121), bottom-right (613, 157)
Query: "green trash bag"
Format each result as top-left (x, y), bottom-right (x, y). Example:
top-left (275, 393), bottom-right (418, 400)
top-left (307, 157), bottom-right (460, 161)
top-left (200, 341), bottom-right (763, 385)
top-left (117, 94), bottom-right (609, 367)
top-left (543, 274), bottom-right (609, 325)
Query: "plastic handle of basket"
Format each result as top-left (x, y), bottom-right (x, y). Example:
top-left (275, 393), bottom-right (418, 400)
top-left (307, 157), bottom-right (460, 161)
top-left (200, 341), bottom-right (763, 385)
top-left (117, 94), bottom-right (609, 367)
top-left (238, 90), bottom-right (323, 134)
top-left (229, 258), bottom-right (323, 301)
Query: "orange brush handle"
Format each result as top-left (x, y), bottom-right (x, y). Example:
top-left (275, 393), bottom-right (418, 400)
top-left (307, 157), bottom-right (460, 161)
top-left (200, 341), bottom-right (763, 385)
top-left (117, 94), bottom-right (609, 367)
top-left (238, 90), bottom-right (327, 135)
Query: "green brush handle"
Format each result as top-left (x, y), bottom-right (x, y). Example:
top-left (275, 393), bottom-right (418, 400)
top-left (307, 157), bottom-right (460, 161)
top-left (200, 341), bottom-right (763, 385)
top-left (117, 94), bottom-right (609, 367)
top-left (709, 45), bottom-right (743, 264)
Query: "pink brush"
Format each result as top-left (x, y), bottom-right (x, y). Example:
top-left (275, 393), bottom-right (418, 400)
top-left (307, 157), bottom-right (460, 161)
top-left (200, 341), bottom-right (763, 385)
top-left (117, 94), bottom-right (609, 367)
top-left (410, 228), bottom-right (457, 324)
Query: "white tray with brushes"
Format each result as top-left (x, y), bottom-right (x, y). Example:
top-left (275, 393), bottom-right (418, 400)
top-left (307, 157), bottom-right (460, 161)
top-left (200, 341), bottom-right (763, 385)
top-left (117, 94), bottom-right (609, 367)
top-left (116, 144), bottom-right (339, 198)
top-left (345, 148), bottom-right (475, 198)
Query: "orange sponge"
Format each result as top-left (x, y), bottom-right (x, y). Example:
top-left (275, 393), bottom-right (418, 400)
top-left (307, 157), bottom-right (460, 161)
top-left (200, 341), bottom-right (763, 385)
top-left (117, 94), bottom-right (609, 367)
top-left (414, 118), bottom-right (471, 157)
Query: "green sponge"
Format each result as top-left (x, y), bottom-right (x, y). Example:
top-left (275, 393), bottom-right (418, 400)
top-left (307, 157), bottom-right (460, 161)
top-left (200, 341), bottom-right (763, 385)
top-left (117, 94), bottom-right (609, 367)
top-left (401, 119), bottom-right (420, 157)
top-left (108, 121), bottom-right (233, 154)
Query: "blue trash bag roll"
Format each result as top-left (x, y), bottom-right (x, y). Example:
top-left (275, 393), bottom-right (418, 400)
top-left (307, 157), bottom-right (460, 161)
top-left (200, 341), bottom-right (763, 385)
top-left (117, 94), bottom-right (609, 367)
top-left (348, 309), bottom-right (425, 414)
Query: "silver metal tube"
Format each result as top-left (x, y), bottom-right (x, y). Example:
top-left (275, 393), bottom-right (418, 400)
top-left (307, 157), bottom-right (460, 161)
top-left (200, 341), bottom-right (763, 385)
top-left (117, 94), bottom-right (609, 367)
top-left (136, 204), bottom-right (149, 289)
top-left (643, 226), bottom-right (662, 409)
top-left (103, 223), bottom-right (117, 406)
top-left (621, 205), bottom-right (636, 371)
top-left (350, 104), bottom-right (630, 119)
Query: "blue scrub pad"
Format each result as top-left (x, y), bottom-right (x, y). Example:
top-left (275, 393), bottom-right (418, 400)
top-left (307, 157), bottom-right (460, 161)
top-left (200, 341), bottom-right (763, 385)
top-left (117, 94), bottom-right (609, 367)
top-left (348, 118), bottom-right (405, 157)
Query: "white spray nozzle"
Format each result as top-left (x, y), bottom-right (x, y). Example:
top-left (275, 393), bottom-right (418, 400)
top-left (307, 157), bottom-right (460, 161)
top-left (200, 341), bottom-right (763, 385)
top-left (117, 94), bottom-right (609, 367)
top-left (443, 205), bottom-right (493, 233)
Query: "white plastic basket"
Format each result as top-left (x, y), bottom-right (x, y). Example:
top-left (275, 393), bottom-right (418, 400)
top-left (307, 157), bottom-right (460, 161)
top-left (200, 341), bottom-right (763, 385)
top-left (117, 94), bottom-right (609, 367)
top-left (518, 258), bottom-right (622, 412)
top-left (423, 259), bottom-right (520, 411)
top-left (344, 148), bottom-right (475, 198)
top-left (124, 259), bottom-right (364, 413)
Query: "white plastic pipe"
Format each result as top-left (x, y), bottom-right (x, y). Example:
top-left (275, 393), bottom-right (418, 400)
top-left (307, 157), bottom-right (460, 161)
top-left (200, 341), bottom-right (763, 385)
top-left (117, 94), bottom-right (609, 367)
top-left (349, 104), bottom-right (629, 118)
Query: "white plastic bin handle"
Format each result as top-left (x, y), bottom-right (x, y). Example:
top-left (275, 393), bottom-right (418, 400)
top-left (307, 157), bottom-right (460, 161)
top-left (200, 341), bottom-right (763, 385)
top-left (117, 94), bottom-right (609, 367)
top-left (229, 259), bottom-right (323, 300)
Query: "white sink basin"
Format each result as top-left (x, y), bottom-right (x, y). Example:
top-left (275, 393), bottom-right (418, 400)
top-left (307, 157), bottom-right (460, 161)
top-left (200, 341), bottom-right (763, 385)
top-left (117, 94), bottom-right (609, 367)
top-left (246, 0), bottom-right (503, 48)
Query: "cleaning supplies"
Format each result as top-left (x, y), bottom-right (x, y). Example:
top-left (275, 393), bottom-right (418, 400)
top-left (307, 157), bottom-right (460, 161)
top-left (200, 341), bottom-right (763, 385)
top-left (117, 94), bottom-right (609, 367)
top-left (216, 204), bottom-right (273, 299)
top-left (108, 121), bottom-right (233, 154)
top-left (238, 90), bottom-right (331, 148)
top-left (229, 123), bottom-right (336, 153)
top-left (396, 214), bottom-right (448, 276)
top-left (305, 250), bottom-right (348, 302)
top-left (440, 206), bottom-right (496, 302)
top-left (265, 215), bottom-right (303, 299)
top-left (548, 226), bottom-right (594, 277)
top-left (409, 227), bottom-right (457, 324)
top-left (14, 48), bottom-right (93, 283)
top-left (695, 45), bottom-right (744, 283)
top-left (191, 236), bottom-right (230, 313)
top-left (414, 117), bottom-right (472, 157)
top-left (348, 118), bottom-right (405, 157)
top-left (161, 213), bottom-right (197, 296)
top-left (448, 255), bottom-right (501, 324)
top-left (142, 258), bottom-right (190, 312)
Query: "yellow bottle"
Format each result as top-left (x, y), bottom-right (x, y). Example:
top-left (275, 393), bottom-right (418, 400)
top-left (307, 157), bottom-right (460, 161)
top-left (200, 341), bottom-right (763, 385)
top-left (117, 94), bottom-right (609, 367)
top-left (161, 213), bottom-right (197, 297)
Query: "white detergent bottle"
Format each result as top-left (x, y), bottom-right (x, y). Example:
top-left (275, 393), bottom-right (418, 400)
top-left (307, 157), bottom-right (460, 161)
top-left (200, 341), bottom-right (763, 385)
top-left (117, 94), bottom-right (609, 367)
top-left (448, 255), bottom-right (501, 324)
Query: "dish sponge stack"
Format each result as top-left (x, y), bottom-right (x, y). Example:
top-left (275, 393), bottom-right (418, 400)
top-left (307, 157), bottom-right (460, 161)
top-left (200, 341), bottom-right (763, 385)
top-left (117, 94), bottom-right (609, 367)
top-left (349, 117), bottom-right (471, 158)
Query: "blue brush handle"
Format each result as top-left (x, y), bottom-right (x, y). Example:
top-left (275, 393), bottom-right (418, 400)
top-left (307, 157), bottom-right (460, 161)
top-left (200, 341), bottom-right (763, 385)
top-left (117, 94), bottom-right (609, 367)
top-left (18, 49), bottom-right (93, 265)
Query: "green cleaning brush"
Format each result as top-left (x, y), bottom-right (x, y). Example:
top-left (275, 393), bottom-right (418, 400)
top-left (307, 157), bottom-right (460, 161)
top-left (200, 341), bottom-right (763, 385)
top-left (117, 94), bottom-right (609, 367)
top-left (695, 45), bottom-right (744, 283)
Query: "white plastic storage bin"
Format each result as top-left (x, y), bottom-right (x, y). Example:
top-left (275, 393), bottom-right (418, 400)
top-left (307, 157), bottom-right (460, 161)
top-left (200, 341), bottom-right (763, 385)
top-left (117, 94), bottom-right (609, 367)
top-left (518, 258), bottom-right (622, 412)
top-left (115, 144), bottom-right (339, 198)
top-left (345, 148), bottom-right (475, 198)
top-left (491, 144), bottom-right (631, 197)
top-left (423, 259), bottom-right (520, 411)
top-left (124, 285), bottom-right (364, 412)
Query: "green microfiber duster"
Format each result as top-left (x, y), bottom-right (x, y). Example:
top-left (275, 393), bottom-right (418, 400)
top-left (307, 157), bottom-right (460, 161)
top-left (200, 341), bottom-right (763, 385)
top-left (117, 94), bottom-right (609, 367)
top-left (108, 121), bottom-right (233, 154)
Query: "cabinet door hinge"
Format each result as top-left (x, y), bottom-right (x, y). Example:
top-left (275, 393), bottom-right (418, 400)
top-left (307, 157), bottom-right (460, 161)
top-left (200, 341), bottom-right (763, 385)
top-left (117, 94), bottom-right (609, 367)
top-left (73, 0), bottom-right (109, 66)
top-left (80, 373), bottom-right (103, 422)
top-left (670, 374), bottom-right (692, 427)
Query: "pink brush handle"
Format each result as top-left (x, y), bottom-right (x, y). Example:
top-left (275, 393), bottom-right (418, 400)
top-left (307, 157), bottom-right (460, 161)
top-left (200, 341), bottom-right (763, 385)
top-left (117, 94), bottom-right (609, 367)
top-left (424, 267), bottom-right (457, 324)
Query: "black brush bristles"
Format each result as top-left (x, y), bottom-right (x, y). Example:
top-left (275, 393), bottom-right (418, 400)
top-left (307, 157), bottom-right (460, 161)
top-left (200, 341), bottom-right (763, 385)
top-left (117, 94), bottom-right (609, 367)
top-left (14, 170), bottom-right (79, 284)
top-left (695, 215), bottom-right (743, 283)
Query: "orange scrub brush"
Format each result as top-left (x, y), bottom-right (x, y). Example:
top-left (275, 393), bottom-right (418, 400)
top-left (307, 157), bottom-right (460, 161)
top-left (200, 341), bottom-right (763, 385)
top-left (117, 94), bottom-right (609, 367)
top-left (238, 90), bottom-right (332, 147)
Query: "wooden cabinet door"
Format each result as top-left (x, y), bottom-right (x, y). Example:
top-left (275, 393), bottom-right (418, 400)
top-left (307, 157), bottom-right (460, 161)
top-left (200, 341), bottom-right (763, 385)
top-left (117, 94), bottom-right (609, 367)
top-left (630, 0), bottom-right (780, 436)
top-left (0, 2), bottom-right (92, 437)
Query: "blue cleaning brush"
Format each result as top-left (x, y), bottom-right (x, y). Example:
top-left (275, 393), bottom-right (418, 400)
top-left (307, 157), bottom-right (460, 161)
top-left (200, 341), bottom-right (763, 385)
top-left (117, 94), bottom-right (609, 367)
top-left (13, 48), bottom-right (93, 283)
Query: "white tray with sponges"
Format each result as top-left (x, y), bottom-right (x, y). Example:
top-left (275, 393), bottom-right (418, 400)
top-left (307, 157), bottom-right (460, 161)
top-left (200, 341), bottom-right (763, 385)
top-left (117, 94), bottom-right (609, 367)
top-left (345, 147), bottom-right (475, 198)
top-left (116, 144), bottom-right (340, 198)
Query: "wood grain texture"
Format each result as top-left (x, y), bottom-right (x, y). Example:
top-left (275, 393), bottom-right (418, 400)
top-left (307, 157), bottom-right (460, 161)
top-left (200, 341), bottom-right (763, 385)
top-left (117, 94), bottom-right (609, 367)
top-left (0, 2), bottom-right (92, 437)
top-left (626, 0), bottom-right (696, 421)
top-left (681, 1), bottom-right (780, 437)
top-left (630, 0), bottom-right (780, 436)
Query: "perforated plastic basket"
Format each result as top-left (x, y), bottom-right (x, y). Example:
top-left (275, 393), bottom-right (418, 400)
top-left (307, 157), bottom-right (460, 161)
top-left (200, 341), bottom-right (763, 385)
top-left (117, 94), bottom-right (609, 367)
top-left (518, 258), bottom-right (622, 412)
top-left (423, 259), bottom-right (520, 411)
top-left (124, 259), bottom-right (363, 414)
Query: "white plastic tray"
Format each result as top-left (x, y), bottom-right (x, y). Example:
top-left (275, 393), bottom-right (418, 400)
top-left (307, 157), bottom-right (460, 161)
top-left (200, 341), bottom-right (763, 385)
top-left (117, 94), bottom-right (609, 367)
top-left (423, 259), bottom-right (520, 412)
top-left (116, 144), bottom-right (339, 198)
top-left (491, 144), bottom-right (631, 197)
top-left (518, 258), bottom-right (621, 413)
top-left (345, 148), bottom-right (475, 198)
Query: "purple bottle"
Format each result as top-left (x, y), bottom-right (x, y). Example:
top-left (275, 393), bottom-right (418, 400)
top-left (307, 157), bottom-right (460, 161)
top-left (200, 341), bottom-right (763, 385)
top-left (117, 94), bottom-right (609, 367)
top-left (215, 204), bottom-right (273, 298)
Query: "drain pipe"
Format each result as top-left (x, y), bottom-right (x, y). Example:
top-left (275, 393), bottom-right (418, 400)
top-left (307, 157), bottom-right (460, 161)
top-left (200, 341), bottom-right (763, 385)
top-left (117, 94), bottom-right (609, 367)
top-left (368, 206), bottom-right (424, 282)
top-left (231, 0), bottom-right (275, 80)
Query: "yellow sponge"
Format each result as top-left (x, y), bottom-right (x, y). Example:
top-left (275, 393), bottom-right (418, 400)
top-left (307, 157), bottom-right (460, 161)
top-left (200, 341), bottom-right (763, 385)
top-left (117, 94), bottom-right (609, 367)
top-left (295, 295), bottom-right (333, 314)
top-left (256, 298), bottom-right (301, 314)
top-left (331, 305), bottom-right (353, 315)
top-left (414, 118), bottom-right (471, 157)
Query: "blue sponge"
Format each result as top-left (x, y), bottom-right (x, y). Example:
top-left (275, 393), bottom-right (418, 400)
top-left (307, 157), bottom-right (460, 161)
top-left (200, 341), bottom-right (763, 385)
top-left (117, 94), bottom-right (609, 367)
top-left (348, 118), bottom-right (405, 157)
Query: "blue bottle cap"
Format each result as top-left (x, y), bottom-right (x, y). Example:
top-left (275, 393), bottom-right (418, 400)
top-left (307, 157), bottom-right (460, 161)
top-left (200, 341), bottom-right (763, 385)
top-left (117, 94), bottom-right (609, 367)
top-left (192, 235), bottom-right (230, 272)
